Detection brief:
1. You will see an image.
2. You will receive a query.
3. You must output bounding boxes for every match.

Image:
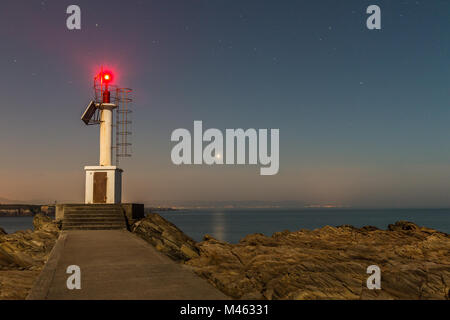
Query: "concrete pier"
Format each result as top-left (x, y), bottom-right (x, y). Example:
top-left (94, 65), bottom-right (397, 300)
top-left (27, 230), bottom-right (228, 300)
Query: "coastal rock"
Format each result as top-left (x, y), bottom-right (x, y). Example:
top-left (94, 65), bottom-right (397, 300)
top-left (0, 270), bottom-right (41, 300)
top-left (132, 214), bottom-right (200, 262)
top-left (0, 228), bottom-right (6, 235)
top-left (33, 214), bottom-right (59, 234)
top-left (185, 222), bottom-right (450, 300)
top-left (387, 221), bottom-right (421, 232)
top-left (0, 214), bottom-right (59, 299)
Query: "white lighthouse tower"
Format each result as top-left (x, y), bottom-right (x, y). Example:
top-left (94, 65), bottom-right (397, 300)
top-left (81, 69), bottom-right (132, 204)
top-left (54, 69), bottom-right (142, 229)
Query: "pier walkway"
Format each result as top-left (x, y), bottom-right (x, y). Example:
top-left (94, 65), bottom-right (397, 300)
top-left (27, 230), bottom-right (228, 300)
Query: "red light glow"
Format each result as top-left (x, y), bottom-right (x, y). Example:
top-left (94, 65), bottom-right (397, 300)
top-left (102, 71), bottom-right (113, 83)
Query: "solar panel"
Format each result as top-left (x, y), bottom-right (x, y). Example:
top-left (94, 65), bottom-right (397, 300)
top-left (81, 101), bottom-right (97, 125)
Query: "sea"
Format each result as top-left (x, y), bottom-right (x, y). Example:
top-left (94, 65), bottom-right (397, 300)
top-left (1, 208), bottom-right (449, 244)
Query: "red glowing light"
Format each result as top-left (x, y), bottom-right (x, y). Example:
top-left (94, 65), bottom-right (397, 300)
top-left (96, 67), bottom-right (114, 84)
top-left (102, 71), bottom-right (113, 83)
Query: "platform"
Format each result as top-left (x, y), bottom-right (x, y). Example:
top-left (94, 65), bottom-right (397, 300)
top-left (27, 230), bottom-right (228, 300)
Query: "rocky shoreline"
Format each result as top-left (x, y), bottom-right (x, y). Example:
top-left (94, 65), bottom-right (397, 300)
top-left (132, 214), bottom-right (450, 300)
top-left (1, 213), bottom-right (449, 300)
top-left (0, 215), bottom-right (59, 299)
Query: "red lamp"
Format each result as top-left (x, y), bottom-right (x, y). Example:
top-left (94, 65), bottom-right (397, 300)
top-left (101, 70), bottom-right (113, 103)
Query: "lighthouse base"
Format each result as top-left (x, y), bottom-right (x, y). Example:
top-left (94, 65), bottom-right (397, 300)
top-left (84, 166), bottom-right (123, 204)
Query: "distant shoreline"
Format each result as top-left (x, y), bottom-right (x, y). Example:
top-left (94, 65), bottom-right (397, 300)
top-left (0, 204), bottom-right (178, 217)
top-left (0, 204), bottom-right (54, 217)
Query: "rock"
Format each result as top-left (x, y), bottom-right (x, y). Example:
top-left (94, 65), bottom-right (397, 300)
top-left (0, 270), bottom-right (41, 300)
top-left (186, 221), bottom-right (450, 300)
top-left (105, 214), bottom-right (450, 300)
top-left (0, 228), bottom-right (6, 235)
top-left (132, 214), bottom-right (199, 262)
top-left (0, 215), bottom-right (59, 269)
top-left (388, 221), bottom-right (420, 231)
top-left (338, 225), bottom-right (379, 232)
top-left (203, 234), bottom-right (215, 241)
top-left (0, 244), bottom-right (35, 268)
top-left (33, 214), bottom-right (59, 233)
top-left (0, 214), bottom-right (59, 299)
top-left (360, 225), bottom-right (379, 232)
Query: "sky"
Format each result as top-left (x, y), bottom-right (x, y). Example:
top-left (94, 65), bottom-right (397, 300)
top-left (0, 0), bottom-right (449, 207)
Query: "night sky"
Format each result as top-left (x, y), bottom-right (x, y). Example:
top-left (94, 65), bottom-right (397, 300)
top-left (0, 0), bottom-right (449, 207)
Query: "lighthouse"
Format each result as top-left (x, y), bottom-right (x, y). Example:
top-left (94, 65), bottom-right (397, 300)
top-left (81, 69), bottom-right (130, 204)
top-left (54, 68), bottom-right (143, 229)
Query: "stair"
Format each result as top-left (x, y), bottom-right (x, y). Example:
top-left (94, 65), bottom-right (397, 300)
top-left (62, 205), bottom-right (128, 230)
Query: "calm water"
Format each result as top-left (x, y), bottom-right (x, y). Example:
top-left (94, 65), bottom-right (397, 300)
top-left (1, 209), bottom-right (449, 243)
top-left (0, 216), bottom-right (34, 234)
top-left (160, 208), bottom-right (450, 243)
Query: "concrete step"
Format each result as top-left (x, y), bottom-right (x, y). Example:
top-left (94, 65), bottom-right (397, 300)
top-left (63, 216), bottom-right (125, 220)
top-left (63, 219), bottom-right (126, 224)
top-left (64, 217), bottom-right (125, 221)
top-left (63, 221), bottom-right (126, 227)
top-left (65, 212), bottom-right (123, 216)
top-left (64, 215), bottom-right (124, 219)
top-left (62, 225), bottom-right (127, 230)
top-left (63, 204), bottom-right (121, 208)
top-left (62, 220), bottom-right (126, 225)
top-left (64, 213), bottom-right (124, 217)
top-left (62, 225), bottom-right (126, 229)
top-left (64, 207), bottom-right (123, 213)
top-left (61, 204), bottom-right (128, 230)
top-left (64, 205), bottom-right (122, 209)
top-left (63, 222), bottom-right (126, 228)
top-left (66, 218), bottom-right (123, 222)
